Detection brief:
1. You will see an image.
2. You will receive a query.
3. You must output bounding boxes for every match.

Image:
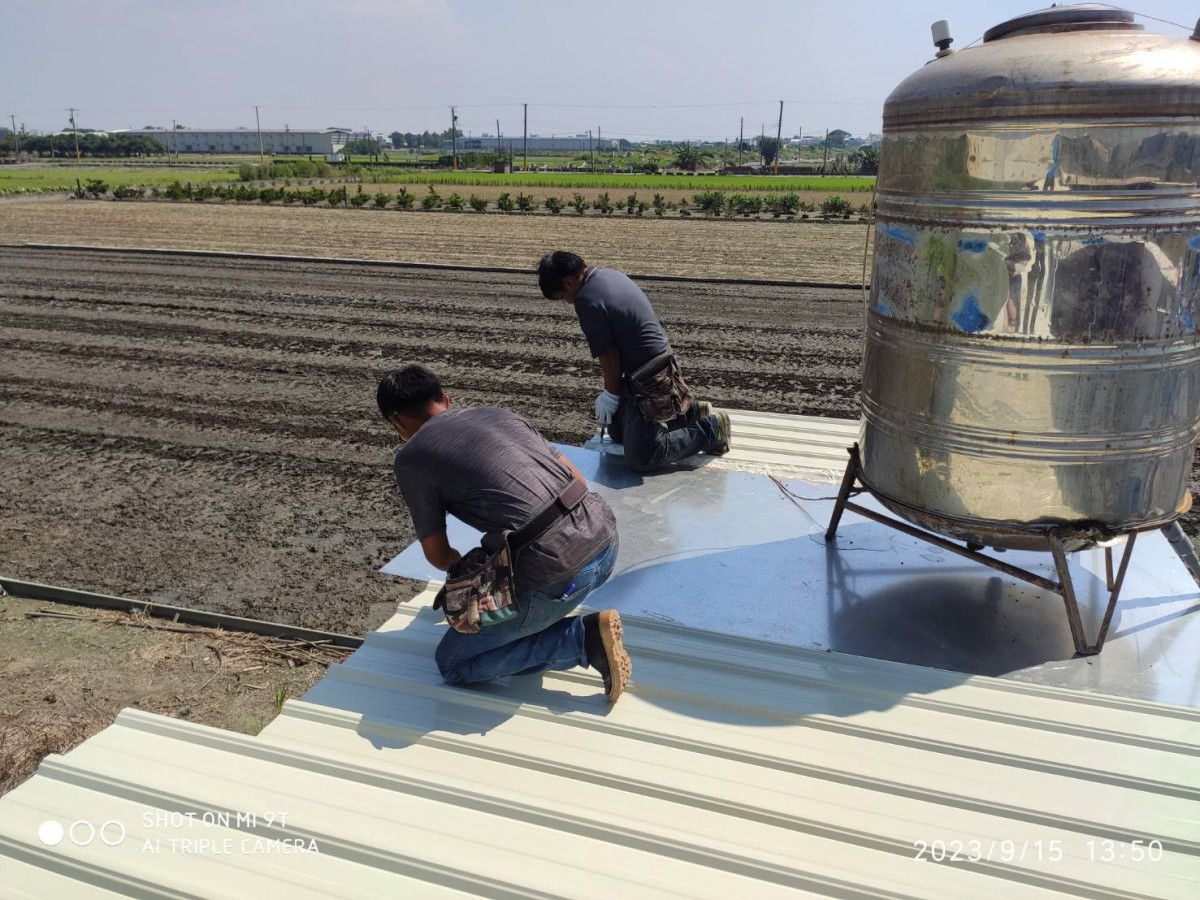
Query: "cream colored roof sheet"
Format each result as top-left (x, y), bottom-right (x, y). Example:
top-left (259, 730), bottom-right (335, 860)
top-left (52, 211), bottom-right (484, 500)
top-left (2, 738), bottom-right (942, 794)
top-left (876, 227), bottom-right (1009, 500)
top-left (2, 586), bottom-right (1197, 898)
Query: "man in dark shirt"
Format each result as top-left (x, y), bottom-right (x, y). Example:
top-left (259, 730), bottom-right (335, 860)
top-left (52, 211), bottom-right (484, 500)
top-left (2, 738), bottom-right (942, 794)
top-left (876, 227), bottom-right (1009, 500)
top-left (538, 250), bottom-right (731, 472)
top-left (377, 364), bottom-right (631, 701)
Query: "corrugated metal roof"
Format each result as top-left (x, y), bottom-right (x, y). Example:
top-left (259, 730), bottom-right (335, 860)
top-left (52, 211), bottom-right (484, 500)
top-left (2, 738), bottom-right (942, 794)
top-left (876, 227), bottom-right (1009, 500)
top-left (2, 587), bottom-right (1197, 898)
top-left (585, 409), bottom-right (861, 478)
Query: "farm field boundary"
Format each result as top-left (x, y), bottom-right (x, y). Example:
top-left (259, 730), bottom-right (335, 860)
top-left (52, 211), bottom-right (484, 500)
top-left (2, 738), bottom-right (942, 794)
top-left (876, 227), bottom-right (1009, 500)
top-left (0, 575), bottom-right (362, 648)
top-left (361, 171), bottom-right (875, 192)
top-left (10, 242), bottom-right (866, 290)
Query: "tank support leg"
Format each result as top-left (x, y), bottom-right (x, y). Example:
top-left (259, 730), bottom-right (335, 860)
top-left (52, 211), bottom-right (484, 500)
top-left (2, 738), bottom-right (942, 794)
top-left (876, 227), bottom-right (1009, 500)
top-left (1049, 532), bottom-right (1136, 656)
top-left (825, 444), bottom-right (862, 541)
top-left (1160, 521), bottom-right (1200, 588)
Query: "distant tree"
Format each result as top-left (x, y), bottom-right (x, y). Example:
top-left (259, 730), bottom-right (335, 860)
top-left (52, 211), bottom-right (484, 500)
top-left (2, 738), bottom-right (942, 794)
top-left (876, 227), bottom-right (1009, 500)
top-left (760, 137), bottom-right (781, 167)
top-left (673, 142), bottom-right (704, 171)
top-left (854, 145), bottom-right (880, 175)
top-left (826, 129), bottom-right (851, 148)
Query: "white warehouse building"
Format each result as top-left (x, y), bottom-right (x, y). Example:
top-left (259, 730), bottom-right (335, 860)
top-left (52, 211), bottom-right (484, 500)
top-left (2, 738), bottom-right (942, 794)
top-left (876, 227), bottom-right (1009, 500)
top-left (456, 135), bottom-right (617, 152)
top-left (140, 128), bottom-right (351, 155)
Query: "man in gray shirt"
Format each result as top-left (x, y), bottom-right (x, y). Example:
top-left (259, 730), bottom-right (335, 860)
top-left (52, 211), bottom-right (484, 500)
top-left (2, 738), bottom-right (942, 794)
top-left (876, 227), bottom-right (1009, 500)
top-left (377, 364), bottom-right (631, 701)
top-left (538, 250), bottom-right (731, 472)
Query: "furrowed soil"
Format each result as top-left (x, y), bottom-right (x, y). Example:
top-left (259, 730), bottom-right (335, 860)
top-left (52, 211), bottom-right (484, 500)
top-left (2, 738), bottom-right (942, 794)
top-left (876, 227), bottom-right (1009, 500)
top-left (0, 246), bottom-right (867, 633)
top-left (0, 198), bottom-right (872, 282)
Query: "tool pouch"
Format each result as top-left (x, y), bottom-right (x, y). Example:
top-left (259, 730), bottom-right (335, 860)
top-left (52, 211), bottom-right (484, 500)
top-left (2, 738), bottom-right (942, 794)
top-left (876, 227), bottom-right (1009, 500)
top-left (433, 532), bottom-right (518, 634)
top-left (626, 349), bottom-right (694, 423)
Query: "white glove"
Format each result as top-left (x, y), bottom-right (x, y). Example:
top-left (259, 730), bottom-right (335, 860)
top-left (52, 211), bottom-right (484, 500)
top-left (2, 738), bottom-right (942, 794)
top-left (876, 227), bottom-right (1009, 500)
top-left (594, 390), bottom-right (621, 426)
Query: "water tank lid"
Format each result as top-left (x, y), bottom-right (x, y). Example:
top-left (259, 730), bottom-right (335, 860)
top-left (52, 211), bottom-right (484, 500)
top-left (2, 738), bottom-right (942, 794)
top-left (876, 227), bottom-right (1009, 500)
top-left (984, 3), bottom-right (1140, 42)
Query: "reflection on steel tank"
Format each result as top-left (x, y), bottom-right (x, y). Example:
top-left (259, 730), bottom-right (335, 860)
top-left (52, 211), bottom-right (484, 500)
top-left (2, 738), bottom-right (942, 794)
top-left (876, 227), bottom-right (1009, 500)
top-left (861, 4), bottom-right (1200, 550)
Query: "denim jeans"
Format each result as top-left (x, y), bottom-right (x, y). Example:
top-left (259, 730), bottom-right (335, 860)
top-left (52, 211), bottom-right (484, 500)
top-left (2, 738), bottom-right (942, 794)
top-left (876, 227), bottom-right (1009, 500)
top-left (434, 536), bottom-right (620, 684)
top-left (609, 389), bottom-right (717, 473)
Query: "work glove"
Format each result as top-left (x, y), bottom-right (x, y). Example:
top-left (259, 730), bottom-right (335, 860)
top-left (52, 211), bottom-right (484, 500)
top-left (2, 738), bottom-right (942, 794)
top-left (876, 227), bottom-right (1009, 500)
top-left (594, 390), bottom-right (621, 426)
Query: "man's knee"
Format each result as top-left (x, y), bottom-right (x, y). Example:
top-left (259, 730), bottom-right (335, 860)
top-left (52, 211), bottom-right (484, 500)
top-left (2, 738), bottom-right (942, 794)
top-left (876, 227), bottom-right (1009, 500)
top-left (434, 639), bottom-right (465, 683)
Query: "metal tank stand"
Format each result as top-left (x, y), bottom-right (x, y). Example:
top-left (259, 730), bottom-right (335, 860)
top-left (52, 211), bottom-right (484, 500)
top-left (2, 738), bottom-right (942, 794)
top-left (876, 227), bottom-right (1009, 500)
top-left (823, 443), bottom-right (1156, 656)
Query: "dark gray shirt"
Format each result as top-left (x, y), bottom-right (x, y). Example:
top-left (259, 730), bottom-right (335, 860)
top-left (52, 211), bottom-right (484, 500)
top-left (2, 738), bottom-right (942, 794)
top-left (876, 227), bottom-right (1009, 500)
top-left (392, 407), bottom-right (617, 589)
top-left (573, 267), bottom-right (669, 374)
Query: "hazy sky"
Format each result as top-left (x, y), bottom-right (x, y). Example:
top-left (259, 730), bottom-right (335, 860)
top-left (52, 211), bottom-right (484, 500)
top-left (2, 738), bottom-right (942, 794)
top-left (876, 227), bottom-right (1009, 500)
top-left (5, 1), bottom-right (1198, 141)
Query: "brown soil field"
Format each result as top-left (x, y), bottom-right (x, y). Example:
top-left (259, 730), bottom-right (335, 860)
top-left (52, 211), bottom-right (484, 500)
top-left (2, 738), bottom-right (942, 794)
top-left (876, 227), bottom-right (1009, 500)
top-left (0, 246), bottom-right (867, 633)
top-left (0, 592), bottom-right (335, 798)
top-left (0, 198), bottom-right (873, 283)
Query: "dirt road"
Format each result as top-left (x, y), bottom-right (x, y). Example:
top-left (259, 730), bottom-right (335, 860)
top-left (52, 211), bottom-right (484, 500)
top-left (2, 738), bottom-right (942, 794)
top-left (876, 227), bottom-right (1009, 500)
top-left (0, 246), bottom-right (865, 633)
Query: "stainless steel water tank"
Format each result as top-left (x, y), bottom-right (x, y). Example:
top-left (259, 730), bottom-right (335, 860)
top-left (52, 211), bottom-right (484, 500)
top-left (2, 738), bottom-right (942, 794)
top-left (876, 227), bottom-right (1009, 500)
top-left (861, 4), bottom-right (1200, 550)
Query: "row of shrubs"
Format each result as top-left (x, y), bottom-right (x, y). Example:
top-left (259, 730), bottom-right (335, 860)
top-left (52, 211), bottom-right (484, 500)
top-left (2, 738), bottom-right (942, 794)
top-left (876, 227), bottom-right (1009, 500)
top-left (86, 180), bottom-right (868, 218)
top-left (691, 190), bottom-right (860, 218)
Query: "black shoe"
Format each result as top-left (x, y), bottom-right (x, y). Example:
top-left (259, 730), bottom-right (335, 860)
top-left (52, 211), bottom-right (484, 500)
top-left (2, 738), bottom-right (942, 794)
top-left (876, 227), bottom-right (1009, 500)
top-left (583, 610), bottom-right (631, 702)
top-left (708, 411), bottom-right (731, 455)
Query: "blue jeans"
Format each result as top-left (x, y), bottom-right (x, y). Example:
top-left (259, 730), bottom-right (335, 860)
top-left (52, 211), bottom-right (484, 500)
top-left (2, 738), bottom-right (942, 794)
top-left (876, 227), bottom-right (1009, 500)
top-left (609, 389), bottom-right (717, 473)
top-left (434, 537), bottom-right (619, 684)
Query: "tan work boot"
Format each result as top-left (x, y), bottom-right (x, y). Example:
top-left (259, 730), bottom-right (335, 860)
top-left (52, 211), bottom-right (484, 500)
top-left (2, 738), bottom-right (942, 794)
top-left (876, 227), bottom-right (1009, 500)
top-left (583, 610), bottom-right (631, 702)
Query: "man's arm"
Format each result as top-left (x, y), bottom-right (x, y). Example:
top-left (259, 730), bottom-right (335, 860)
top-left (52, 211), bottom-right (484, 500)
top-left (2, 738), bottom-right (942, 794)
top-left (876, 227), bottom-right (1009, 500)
top-left (597, 349), bottom-right (622, 395)
top-left (419, 531), bottom-right (462, 572)
top-left (557, 452), bottom-right (586, 485)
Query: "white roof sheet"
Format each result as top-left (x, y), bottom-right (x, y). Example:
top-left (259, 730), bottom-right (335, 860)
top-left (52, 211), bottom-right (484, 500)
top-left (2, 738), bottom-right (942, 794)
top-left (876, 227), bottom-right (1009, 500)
top-left (1, 593), bottom-right (1197, 897)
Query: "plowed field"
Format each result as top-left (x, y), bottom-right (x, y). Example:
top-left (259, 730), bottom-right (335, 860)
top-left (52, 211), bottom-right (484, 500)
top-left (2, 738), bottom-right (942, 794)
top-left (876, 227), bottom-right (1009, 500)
top-left (0, 246), bottom-right (866, 632)
top-left (0, 198), bottom-right (872, 283)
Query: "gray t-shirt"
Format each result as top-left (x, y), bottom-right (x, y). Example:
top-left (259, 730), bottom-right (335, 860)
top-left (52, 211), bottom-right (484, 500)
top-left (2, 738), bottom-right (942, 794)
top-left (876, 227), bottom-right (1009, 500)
top-left (573, 267), bottom-right (669, 374)
top-left (392, 407), bottom-right (617, 590)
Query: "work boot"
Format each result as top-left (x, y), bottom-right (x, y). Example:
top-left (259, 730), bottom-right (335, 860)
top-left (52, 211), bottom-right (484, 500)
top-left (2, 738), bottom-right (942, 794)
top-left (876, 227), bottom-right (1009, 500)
top-left (583, 610), bottom-right (631, 702)
top-left (707, 410), bottom-right (732, 455)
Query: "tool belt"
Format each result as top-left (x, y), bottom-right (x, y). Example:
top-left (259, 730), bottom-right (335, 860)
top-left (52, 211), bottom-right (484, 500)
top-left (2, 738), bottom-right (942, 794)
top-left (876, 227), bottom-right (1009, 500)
top-left (625, 349), bottom-right (695, 423)
top-left (433, 478), bottom-right (589, 633)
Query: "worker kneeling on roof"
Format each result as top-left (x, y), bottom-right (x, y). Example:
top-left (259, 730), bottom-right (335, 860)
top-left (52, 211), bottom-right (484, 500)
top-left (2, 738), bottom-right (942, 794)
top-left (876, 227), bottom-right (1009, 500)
top-left (538, 250), bottom-right (731, 473)
top-left (377, 364), bottom-right (631, 702)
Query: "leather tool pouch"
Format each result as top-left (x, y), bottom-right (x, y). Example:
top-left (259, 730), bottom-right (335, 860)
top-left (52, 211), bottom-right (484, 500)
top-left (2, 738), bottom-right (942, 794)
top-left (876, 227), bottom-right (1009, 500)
top-left (433, 535), bottom-right (517, 634)
top-left (626, 349), bottom-right (695, 423)
top-left (432, 478), bottom-right (589, 633)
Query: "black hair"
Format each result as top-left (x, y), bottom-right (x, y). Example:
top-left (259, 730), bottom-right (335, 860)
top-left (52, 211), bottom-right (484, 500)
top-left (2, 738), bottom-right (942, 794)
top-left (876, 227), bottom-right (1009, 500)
top-left (537, 250), bottom-right (586, 299)
top-left (376, 364), bottom-right (443, 419)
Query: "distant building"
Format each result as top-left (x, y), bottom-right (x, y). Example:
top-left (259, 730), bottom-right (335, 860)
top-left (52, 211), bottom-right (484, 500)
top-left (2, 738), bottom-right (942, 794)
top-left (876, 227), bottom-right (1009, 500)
top-left (453, 135), bottom-right (617, 153)
top-left (138, 128), bottom-right (350, 155)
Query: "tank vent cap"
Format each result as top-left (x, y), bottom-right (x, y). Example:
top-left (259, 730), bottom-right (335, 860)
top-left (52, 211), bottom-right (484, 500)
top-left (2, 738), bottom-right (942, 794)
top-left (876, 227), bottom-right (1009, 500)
top-left (983, 3), bottom-right (1141, 43)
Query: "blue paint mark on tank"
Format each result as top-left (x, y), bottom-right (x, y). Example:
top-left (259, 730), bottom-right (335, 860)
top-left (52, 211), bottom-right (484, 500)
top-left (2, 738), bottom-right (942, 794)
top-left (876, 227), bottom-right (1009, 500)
top-left (1188, 236), bottom-right (1200, 250)
top-left (1032, 230), bottom-right (1046, 244)
top-left (877, 224), bottom-right (917, 245)
top-left (950, 292), bottom-right (990, 333)
top-left (1081, 236), bottom-right (1108, 245)
top-left (872, 297), bottom-right (895, 317)
top-left (957, 239), bottom-right (987, 253)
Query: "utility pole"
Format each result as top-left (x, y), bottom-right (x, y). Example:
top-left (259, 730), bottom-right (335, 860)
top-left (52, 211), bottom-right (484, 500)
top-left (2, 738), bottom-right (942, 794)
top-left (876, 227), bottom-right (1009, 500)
top-left (589, 129), bottom-right (594, 170)
top-left (68, 108), bottom-right (80, 161)
top-left (9, 115), bottom-right (18, 158)
top-left (522, 103), bottom-right (528, 172)
top-left (822, 128), bottom-right (830, 175)
top-left (496, 118), bottom-right (501, 165)
top-left (723, 137), bottom-right (728, 172)
top-left (774, 100), bottom-right (784, 175)
top-left (760, 123), bottom-right (765, 168)
top-left (254, 105), bottom-right (264, 164)
top-left (738, 117), bottom-right (744, 166)
top-left (450, 107), bottom-right (458, 170)
top-left (171, 118), bottom-right (178, 164)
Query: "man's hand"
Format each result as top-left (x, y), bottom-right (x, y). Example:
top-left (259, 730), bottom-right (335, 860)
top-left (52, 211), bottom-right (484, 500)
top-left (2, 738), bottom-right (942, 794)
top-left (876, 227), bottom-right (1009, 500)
top-left (420, 532), bottom-right (462, 572)
top-left (594, 390), bottom-right (621, 427)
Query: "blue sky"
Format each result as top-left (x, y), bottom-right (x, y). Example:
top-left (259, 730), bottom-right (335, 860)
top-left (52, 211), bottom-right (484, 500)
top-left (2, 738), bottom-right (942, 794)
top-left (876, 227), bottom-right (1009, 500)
top-left (5, 1), bottom-right (1198, 140)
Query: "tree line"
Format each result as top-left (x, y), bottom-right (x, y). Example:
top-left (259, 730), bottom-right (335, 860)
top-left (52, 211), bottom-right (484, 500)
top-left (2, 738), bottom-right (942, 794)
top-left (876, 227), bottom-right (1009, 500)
top-left (5, 132), bottom-right (166, 158)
